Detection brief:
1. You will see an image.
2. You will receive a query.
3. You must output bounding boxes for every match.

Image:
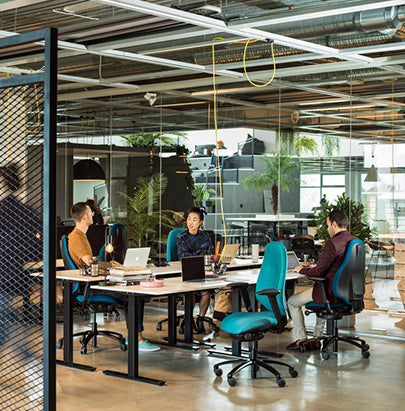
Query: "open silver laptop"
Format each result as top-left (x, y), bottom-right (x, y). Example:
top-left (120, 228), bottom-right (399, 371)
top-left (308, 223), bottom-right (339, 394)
top-left (123, 247), bottom-right (151, 267)
top-left (219, 243), bottom-right (240, 264)
top-left (287, 251), bottom-right (300, 272)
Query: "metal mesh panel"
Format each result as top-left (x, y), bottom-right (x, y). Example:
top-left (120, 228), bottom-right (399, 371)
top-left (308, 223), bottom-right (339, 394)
top-left (0, 83), bottom-right (44, 410)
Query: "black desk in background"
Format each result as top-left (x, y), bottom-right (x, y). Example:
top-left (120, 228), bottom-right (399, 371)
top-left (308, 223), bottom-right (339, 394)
top-left (56, 225), bottom-right (107, 259)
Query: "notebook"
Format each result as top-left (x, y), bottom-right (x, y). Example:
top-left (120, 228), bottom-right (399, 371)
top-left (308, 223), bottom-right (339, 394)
top-left (123, 247), bottom-right (151, 268)
top-left (287, 251), bottom-right (300, 271)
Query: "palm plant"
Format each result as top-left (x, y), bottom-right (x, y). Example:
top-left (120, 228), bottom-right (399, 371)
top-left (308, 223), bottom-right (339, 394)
top-left (241, 151), bottom-right (299, 214)
top-left (118, 173), bottom-right (175, 247)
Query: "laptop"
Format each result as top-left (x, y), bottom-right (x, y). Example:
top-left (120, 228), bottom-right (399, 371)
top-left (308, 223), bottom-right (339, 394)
top-left (181, 255), bottom-right (224, 283)
top-left (181, 255), bottom-right (205, 282)
top-left (219, 243), bottom-right (240, 264)
top-left (287, 251), bottom-right (301, 272)
top-left (123, 247), bottom-right (151, 267)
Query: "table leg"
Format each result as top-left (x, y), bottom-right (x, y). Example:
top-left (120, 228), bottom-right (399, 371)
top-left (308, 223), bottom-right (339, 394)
top-left (167, 294), bottom-right (177, 346)
top-left (184, 293), bottom-right (194, 343)
top-left (103, 294), bottom-right (165, 385)
top-left (57, 280), bottom-right (96, 372)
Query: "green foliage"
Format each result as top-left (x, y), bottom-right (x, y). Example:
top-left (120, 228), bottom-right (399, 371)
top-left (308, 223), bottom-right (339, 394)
top-left (241, 152), bottom-right (299, 214)
top-left (241, 152), bottom-right (298, 192)
top-left (120, 132), bottom-right (187, 147)
top-left (321, 135), bottom-right (340, 158)
top-left (118, 173), bottom-right (175, 248)
top-left (277, 128), bottom-right (295, 154)
top-left (315, 193), bottom-right (371, 243)
top-left (192, 185), bottom-right (215, 204)
top-left (294, 135), bottom-right (318, 157)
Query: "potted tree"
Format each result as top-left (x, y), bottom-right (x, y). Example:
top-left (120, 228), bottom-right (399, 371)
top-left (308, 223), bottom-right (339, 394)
top-left (118, 173), bottom-right (176, 248)
top-left (241, 151), bottom-right (299, 215)
top-left (315, 193), bottom-right (371, 243)
top-left (192, 184), bottom-right (215, 207)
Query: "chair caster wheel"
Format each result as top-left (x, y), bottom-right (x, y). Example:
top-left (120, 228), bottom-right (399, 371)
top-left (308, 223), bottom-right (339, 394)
top-left (276, 377), bottom-right (286, 387)
top-left (227, 377), bottom-right (237, 387)
top-left (156, 325), bottom-right (162, 331)
top-left (362, 343), bottom-right (369, 351)
top-left (80, 347), bottom-right (87, 355)
top-left (120, 344), bottom-right (127, 352)
top-left (213, 325), bottom-right (220, 332)
top-left (362, 350), bottom-right (370, 359)
top-left (290, 369), bottom-right (298, 378)
top-left (214, 368), bottom-right (223, 377)
top-left (179, 328), bottom-right (184, 335)
top-left (321, 350), bottom-right (330, 360)
top-left (79, 338), bottom-right (83, 344)
top-left (56, 340), bottom-right (63, 349)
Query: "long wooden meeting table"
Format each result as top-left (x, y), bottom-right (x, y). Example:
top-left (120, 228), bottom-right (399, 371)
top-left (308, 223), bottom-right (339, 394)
top-left (92, 269), bottom-right (302, 386)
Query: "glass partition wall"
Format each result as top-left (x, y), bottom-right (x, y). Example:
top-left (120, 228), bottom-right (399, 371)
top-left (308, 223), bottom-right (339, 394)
top-left (56, 76), bottom-right (405, 341)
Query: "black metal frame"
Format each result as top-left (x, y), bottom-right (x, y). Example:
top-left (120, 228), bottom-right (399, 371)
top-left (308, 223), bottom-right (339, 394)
top-left (0, 28), bottom-right (58, 411)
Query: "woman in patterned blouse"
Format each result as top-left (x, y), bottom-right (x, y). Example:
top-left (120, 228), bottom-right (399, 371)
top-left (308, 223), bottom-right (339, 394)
top-left (177, 207), bottom-right (214, 333)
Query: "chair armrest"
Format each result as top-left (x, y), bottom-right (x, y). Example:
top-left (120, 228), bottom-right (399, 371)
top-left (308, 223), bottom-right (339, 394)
top-left (226, 282), bottom-right (249, 288)
top-left (307, 277), bottom-right (331, 312)
top-left (256, 288), bottom-right (280, 296)
top-left (256, 289), bottom-right (283, 326)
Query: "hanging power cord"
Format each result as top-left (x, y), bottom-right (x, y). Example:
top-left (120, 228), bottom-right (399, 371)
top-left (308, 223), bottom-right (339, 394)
top-left (212, 37), bottom-right (227, 262)
top-left (242, 38), bottom-right (276, 88)
top-left (20, 68), bottom-right (41, 133)
top-left (210, 37), bottom-right (277, 260)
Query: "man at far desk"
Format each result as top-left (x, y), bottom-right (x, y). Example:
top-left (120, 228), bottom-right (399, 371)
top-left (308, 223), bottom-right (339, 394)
top-left (66, 202), bottom-right (160, 352)
top-left (287, 210), bottom-right (356, 350)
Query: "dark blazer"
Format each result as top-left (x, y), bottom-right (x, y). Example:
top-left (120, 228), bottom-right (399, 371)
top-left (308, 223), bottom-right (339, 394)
top-left (299, 230), bottom-right (356, 304)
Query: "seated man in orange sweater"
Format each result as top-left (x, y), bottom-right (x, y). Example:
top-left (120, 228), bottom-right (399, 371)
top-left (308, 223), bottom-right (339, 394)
top-left (68, 202), bottom-right (159, 352)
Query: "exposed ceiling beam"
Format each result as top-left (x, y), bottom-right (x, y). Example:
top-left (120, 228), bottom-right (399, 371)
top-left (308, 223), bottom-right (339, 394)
top-left (95, 0), bottom-right (374, 65)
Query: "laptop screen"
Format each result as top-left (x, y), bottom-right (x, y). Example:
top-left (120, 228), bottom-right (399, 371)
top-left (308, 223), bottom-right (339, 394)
top-left (181, 255), bottom-right (205, 281)
top-left (123, 247), bottom-right (150, 267)
top-left (287, 251), bottom-right (300, 269)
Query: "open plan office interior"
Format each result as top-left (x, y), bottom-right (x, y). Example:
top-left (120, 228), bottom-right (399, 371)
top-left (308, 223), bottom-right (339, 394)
top-left (1, 1), bottom-right (405, 410)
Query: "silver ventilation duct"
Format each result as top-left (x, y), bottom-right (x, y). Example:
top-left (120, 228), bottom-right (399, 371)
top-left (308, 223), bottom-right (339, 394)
top-left (194, 32), bottom-right (396, 65)
top-left (229, 5), bottom-right (405, 38)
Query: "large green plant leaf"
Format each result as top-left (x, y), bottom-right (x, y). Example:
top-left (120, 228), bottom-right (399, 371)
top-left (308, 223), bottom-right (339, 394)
top-left (315, 193), bottom-right (371, 243)
top-left (118, 173), bottom-right (175, 248)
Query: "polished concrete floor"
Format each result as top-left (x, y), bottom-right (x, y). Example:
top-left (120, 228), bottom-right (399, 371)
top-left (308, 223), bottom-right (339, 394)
top-left (56, 299), bottom-right (405, 411)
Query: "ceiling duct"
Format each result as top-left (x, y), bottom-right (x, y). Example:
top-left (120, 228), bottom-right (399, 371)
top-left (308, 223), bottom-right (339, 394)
top-left (229, 5), bottom-right (405, 39)
top-left (194, 32), bottom-right (396, 65)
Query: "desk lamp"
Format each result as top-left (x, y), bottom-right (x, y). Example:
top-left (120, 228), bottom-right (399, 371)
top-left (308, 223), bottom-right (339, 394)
top-left (103, 229), bottom-right (114, 284)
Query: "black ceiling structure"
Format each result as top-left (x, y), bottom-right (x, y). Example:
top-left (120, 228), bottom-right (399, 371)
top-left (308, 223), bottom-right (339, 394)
top-left (1, 1), bottom-right (405, 143)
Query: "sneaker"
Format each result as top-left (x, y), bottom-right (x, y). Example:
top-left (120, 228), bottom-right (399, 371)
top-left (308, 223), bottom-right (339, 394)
top-left (138, 341), bottom-right (160, 352)
top-left (196, 316), bottom-right (206, 334)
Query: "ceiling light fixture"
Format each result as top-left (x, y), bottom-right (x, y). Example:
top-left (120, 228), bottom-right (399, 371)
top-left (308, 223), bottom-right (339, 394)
top-left (74, 159), bottom-right (106, 181)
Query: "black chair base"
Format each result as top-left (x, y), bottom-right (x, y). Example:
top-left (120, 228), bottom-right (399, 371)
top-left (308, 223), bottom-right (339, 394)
top-left (214, 342), bottom-right (297, 387)
top-left (156, 314), bottom-right (184, 331)
top-left (319, 332), bottom-right (370, 360)
top-left (304, 316), bottom-right (370, 360)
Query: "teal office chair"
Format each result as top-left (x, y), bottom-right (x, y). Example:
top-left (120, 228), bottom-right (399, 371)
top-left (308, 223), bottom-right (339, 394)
top-left (304, 239), bottom-right (370, 360)
top-left (166, 228), bottom-right (185, 262)
top-left (213, 241), bottom-right (298, 387)
top-left (58, 235), bottom-right (127, 354)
